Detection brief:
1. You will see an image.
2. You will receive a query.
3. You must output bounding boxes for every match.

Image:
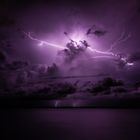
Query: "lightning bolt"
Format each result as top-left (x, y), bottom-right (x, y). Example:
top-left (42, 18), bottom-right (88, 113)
top-left (23, 31), bottom-right (65, 49)
top-left (23, 31), bottom-right (114, 56)
top-left (23, 31), bottom-right (133, 67)
top-left (106, 31), bottom-right (131, 52)
top-left (87, 47), bottom-right (114, 56)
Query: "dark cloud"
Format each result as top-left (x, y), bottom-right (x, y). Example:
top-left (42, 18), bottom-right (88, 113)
top-left (86, 25), bottom-right (107, 37)
top-left (127, 52), bottom-right (140, 63)
top-left (0, 51), bottom-right (6, 63)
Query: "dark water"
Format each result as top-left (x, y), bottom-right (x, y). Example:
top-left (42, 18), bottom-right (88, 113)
top-left (0, 109), bottom-right (140, 140)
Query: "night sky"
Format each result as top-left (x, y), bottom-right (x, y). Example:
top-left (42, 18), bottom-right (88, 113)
top-left (1, 0), bottom-right (140, 84)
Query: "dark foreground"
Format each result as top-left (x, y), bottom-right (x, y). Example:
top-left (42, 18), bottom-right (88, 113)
top-left (0, 109), bottom-right (140, 140)
top-left (0, 95), bottom-right (140, 108)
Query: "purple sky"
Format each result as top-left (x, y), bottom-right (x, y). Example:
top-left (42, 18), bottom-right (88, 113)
top-left (1, 0), bottom-right (140, 82)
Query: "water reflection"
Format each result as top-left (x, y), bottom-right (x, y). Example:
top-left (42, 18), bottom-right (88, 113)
top-left (0, 109), bottom-right (140, 140)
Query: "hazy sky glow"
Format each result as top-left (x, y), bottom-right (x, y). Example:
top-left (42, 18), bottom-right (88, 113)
top-left (1, 0), bottom-right (140, 82)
